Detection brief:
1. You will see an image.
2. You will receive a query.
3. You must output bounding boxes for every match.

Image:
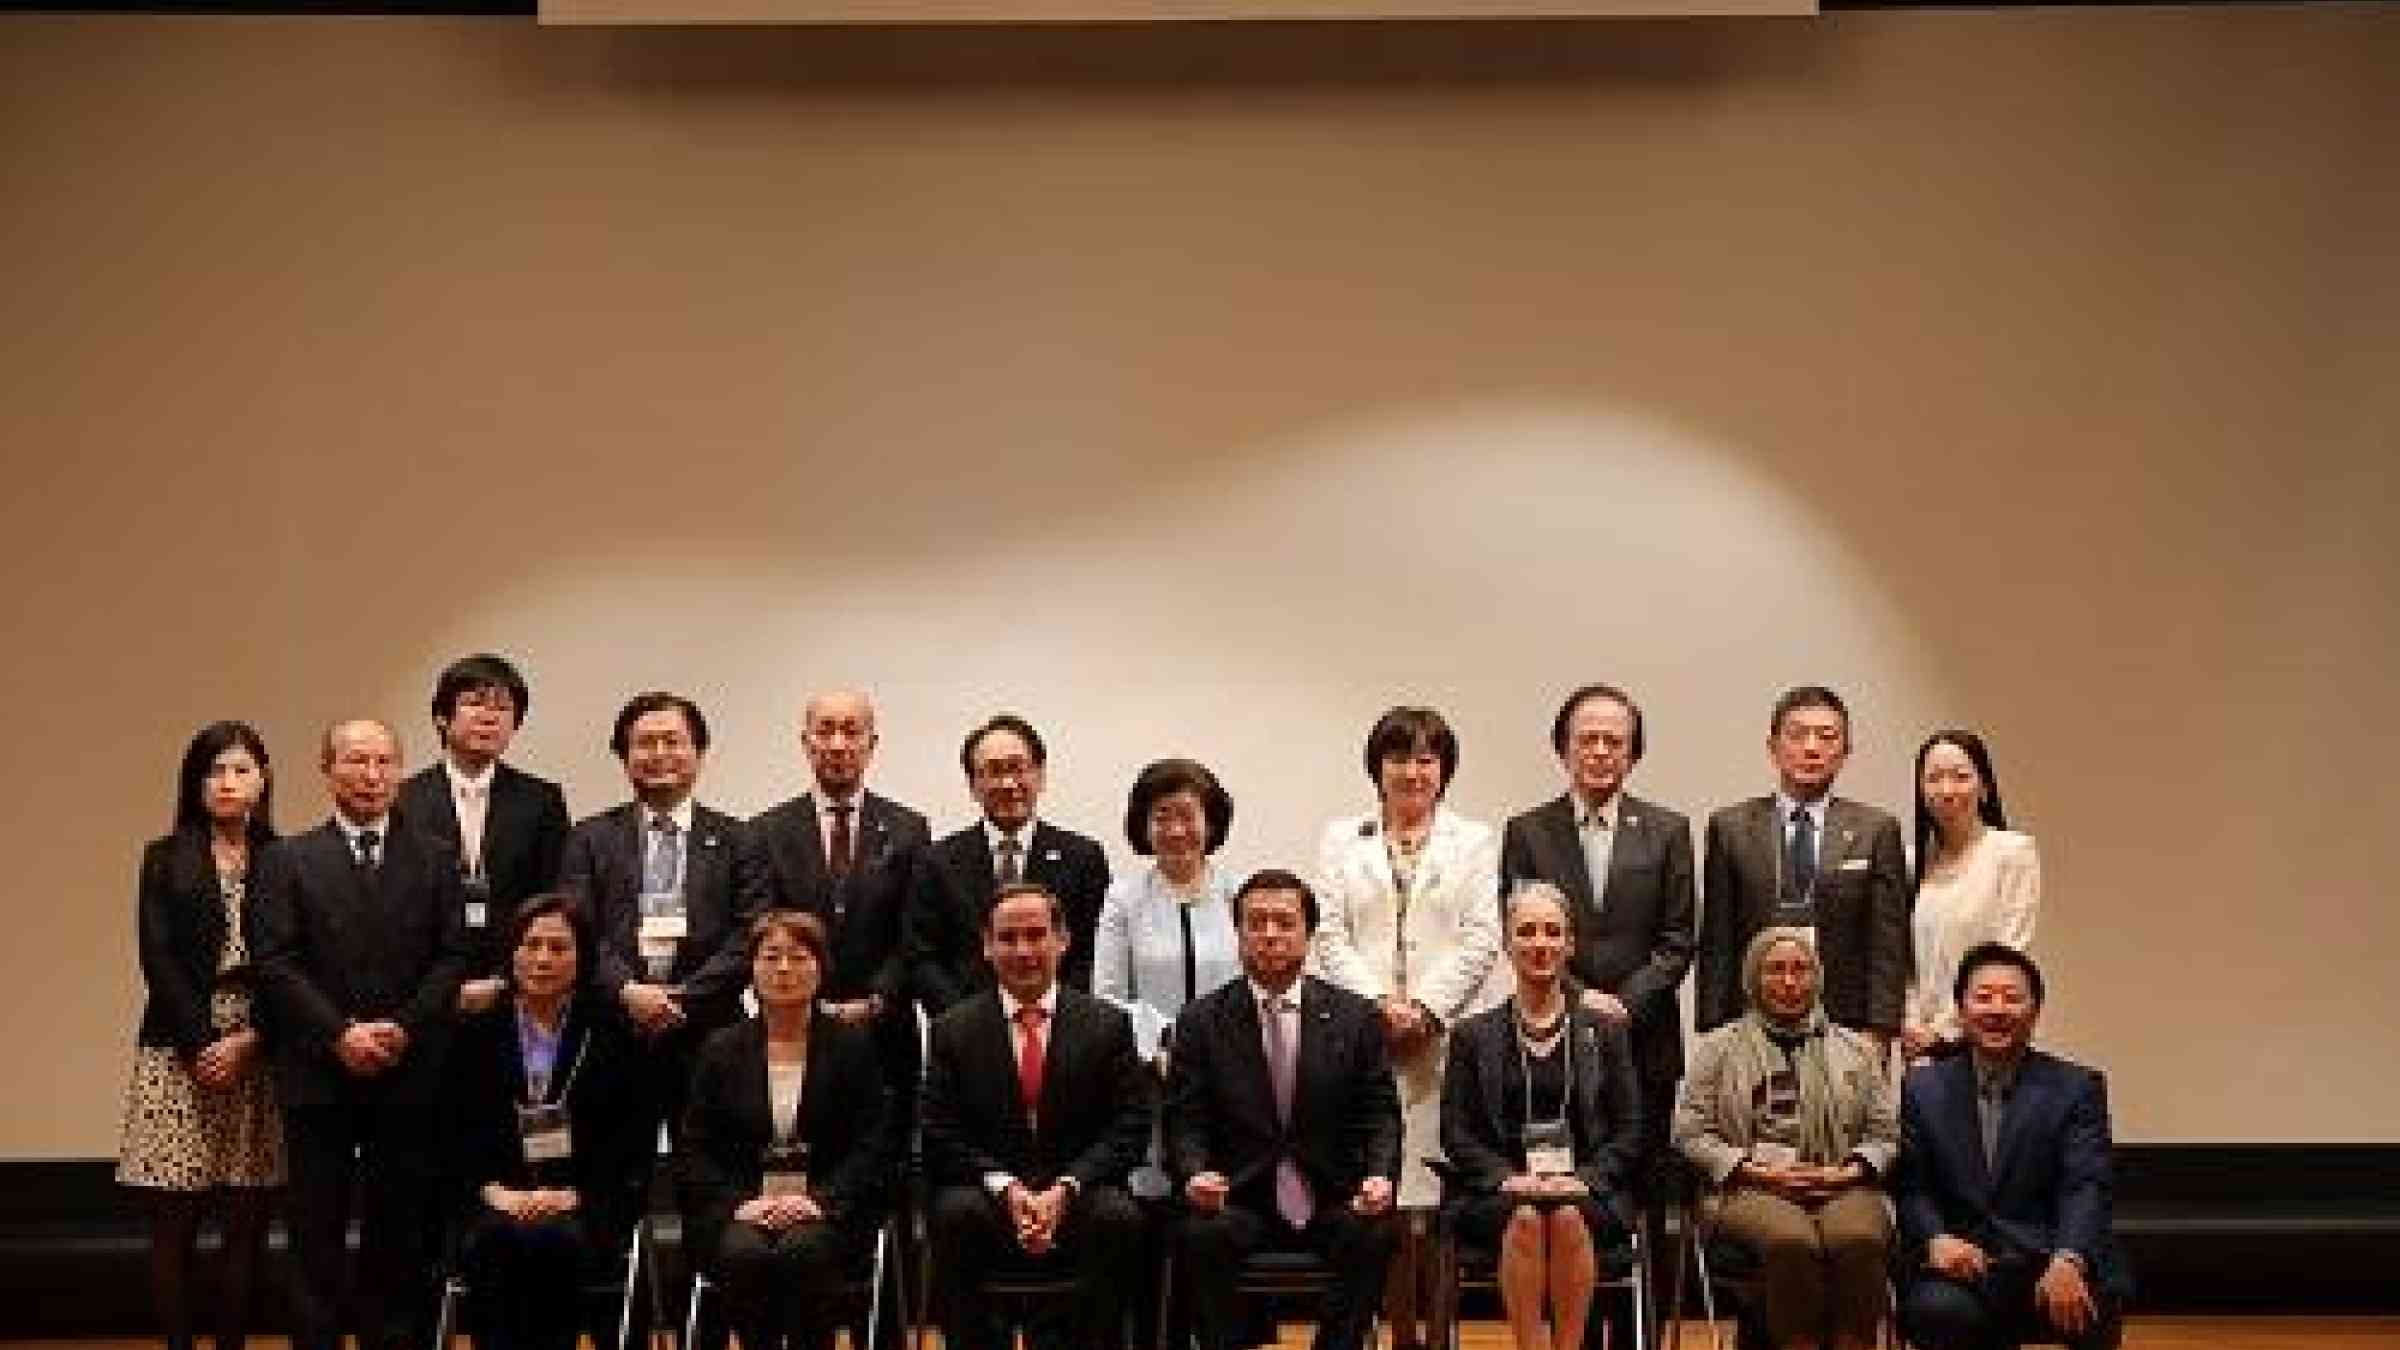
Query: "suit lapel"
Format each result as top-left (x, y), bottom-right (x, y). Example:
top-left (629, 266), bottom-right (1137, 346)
top-left (1035, 991), bottom-right (1077, 1133)
top-left (417, 770), bottom-right (465, 852)
top-left (1940, 1055), bottom-right (1996, 1197)
top-left (1988, 1053), bottom-right (2047, 1194)
top-left (1223, 985), bottom-right (1277, 1132)
top-left (1822, 799), bottom-right (1864, 869)
top-left (1600, 797), bottom-right (1654, 913)
top-left (312, 823), bottom-right (364, 941)
top-left (1748, 798), bottom-right (1783, 908)
top-left (1538, 797), bottom-right (1597, 910)
top-left (1291, 978), bottom-right (1337, 1137)
top-left (686, 807), bottom-right (728, 916)
top-left (791, 793), bottom-right (831, 890)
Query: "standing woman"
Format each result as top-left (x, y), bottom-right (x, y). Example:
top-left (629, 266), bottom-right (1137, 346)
top-left (680, 911), bottom-right (891, 1350)
top-left (1313, 706), bottom-right (1503, 1348)
top-left (1093, 758), bottom-right (1244, 1079)
top-left (1441, 885), bottom-right (1642, 1350)
top-left (1902, 730), bottom-right (2040, 1061)
top-left (118, 721), bottom-right (282, 1350)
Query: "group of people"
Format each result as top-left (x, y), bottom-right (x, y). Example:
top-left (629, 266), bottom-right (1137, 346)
top-left (119, 653), bottom-right (2123, 1350)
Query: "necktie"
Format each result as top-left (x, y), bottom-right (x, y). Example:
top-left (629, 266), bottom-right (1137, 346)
top-left (1786, 805), bottom-right (1817, 901)
top-left (1265, 996), bottom-right (1313, 1228)
top-left (1014, 1004), bottom-right (1047, 1126)
top-left (996, 835), bottom-right (1024, 886)
top-left (1178, 904), bottom-right (1199, 1007)
top-left (645, 816), bottom-right (682, 894)
top-left (355, 829), bottom-right (381, 873)
top-left (826, 802), bottom-right (855, 878)
top-left (1980, 1074), bottom-right (2006, 1170)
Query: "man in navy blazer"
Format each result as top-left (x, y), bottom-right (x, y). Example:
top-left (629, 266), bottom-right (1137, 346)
top-left (906, 713), bottom-right (1111, 1015)
top-left (247, 719), bottom-right (472, 1350)
top-left (393, 652), bottom-right (570, 1014)
top-left (1895, 943), bottom-right (2130, 1350)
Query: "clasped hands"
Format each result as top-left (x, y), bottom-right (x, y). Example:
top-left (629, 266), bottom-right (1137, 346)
top-left (1925, 1236), bottom-right (2098, 1336)
top-left (1500, 1173), bottom-right (1589, 1199)
top-left (1003, 1181), bottom-right (1074, 1255)
top-left (734, 1190), bottom-right (825, 1230)
top-left (1738, 1158), bottom-right (1867, 1205)
top-left (335, 1020), bottom-right (409, 1076)
top-left (484, 1184), bottom-right (581, 1224)
top-left (621, 981), bottom-right (687, 1035)
top-left (1379, 998), bottom-right (1438, 1055)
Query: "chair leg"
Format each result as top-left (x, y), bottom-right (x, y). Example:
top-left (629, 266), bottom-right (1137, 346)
top-left (1691, 1229), bottom-right (1723, 1350)
top-left (432, 1276), bottom-right (463, 1350)
top-left (865, 1224), bottom-right (889, 1350)
top-left (1629, 1227), bottom-right (1651, 1350)
top-left (683, 1270), bottom-right (709, 1350)
top-left (617, 1221), bottom-right (645, 1350)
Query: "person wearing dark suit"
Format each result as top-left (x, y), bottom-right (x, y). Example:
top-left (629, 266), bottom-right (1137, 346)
top-left (750, 690), bottom-right (931, 1108)
top-left (1167, 869), bottom-right (1402, 1350)
top-left (906, 714), bottom-right (1111, 1016)
top-left (441, 895), bottom-right (651, 1350)
top-left (117, 721), bottom-right (283, 1350)
top-left (1698, 686), bottom-right (1909, 1042)
top-left (1440, 885), bottom-right (1643, 1350)
top-left (1896, 944), bottom-right (2129, 1350)
top-left (681, 911), bottom-right (893, 1350)
top-left (1499, 682), bottom-right (1695, 1263)
top-left (559, 692), bottom-right (771, 1141)
top-left (920, 883), bottom-right (1151, 1350)
top-left (246, 719), bottom-right (472, 1350)
top-left (395, 653), bottom-right (571, 1017)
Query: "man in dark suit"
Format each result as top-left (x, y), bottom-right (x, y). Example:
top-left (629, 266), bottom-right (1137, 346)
top-left (920, 883), bottom-right (1151, 1350)
top-left (1698, 685), bottom-right (1908, 1042)
top-left (393, 652), bottom-right (570, 1016)
top-left (906, 713), bottom-right (1111, 1016)
top-left (751, 689), bottom-right (930, 1103)
top-left (1896, 944), bottom-right (2129, 1350)
top-left (247, 719), bottom-right (472, 1350)
top-left (559, 691), bottom-right (770, 1137)
top-left (1167, 869), bottom-right (1402, 1350)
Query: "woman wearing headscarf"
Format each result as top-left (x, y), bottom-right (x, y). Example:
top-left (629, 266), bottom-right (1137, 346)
top-left (1674, 927), bottom-right (1896, 1350)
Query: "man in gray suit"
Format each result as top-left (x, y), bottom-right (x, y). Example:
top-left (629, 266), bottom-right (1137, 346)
top-left (1697, 685), bottom-right (1909, 1043)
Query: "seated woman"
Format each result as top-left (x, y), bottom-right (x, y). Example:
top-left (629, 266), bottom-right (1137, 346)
top-left (1674, 927), bottom-right (1898, 1350)
top-left (443, 894), bottom-right (651, 1350)
top-left (680, 910), bottom-right (891, 1350)
top-left (1440, 884), bottom-right (1641, 1350)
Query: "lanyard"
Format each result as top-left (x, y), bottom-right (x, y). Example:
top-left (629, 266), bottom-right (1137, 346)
top-left (1514, 1013), bottom-right (1575, 1129)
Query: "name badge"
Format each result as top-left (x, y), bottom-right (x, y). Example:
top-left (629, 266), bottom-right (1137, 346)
top-left (465, 902), bottom-right (489, 929)
top-left (518, 1103), bottom-right (572, 1163)
top-left (638, 912), bottom-right (689, 942)
top-left (761, 1141), bottom-right (811, 1198)
top-left (1524, 1119), bottom-right (1575, 1177)
top-left (1764, 1068), bottom-right (1801, 1123)
top-left (638, 901), bottom-right (687, 979)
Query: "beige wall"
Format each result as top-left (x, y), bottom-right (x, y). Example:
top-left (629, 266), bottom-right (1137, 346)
top-left (1, 7), bottom-right (2392, 1156)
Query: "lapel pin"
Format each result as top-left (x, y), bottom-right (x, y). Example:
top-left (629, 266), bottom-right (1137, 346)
top-left (702, 835), bottom-right (721, 849)
top-left (1043, 849), bottom-right (1061, 862)
top-left (1624, 814), bottom-right (1639, 828)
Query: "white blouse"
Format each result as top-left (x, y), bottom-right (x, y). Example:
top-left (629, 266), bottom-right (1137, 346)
top-left (1093, 863), bottom-right (1243, 1055)
top-left (1907, 828), bottom-right (2042, 1040)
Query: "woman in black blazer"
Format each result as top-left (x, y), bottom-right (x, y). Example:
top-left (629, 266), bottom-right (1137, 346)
top-left (442, 894), bottom-right (652, 1350)
top-left (680, 910), bottom-right (892, 1350)
top-left (1440, 884), bottom-right (1642, 1350)
top-left (117, 721), bottom-right (282, 1350)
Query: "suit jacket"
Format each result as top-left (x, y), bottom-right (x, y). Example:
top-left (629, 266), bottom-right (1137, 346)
top-left (1500, 793), bottom-right (1697, 1084)
top-left (905, 820), bottom-right (1112, 1015)
top-left (1895, 1050), bottom-right (2131, 1299)
top-left (1698, 795), bottom-right (1908, 1034)
top-left (919, 984), bottom-right (1149, 1193)
top-left (1312, 806), bottom-right (1503, 1028)
top-left (135, 831), bottom-right (268, 1056)
top-left (1439, 998), bottom-right (1642, 1219)
top-left (246, 819), bottom-right (472, 1106)
top-left (678, 1014), bottom-right (893, 1264)
top-left (1164, 975), bottom-right (1403, 1209)
top-left (438, 990), bottom-right (651, 1246)
top-left (395, 760), bottom-right (571, 978)
top-left (750, 790), bottom-right (930, 1006)
top-left (559, 801), bottom-right (771, 1033)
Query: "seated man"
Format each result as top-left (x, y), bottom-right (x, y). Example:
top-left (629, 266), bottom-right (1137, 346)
top-left (919, 883), bottom-right (1151, 1350)
top-left (1166, 869), bottom-right (1402, 1350)
top-left (1896, 943), bottom-right (2131, 1350)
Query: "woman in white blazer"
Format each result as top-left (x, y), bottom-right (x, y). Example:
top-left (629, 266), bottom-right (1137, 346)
top-left (1902, 729), bottom-right (2041, 1060)
top-left (1312, 706), bottom-right (1503, 1349)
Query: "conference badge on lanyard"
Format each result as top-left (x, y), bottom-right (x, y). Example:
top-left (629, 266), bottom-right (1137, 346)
top-left (1524, 1119), bottom-right (1575, 1178)
top-left (517, 1102), bottom-right (573, 1164)
top-left (762, 1141), bottom-right (812, 1199)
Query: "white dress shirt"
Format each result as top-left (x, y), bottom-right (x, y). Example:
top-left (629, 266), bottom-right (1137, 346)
top-left (444, 757), bottom-right (496, 875)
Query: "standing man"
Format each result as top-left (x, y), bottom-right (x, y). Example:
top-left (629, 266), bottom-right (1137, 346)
top-left (395, 652), bottom-right (571, 1015)
top-left (1167, 869), bottom-right (1402, 1350)
top-left (751, 689), bottom-right (932, 1108)
top-left (919, 884), bottom-right (1151, 1350)
top-left (1697, 686), bottom-right (1908, 1042)
top-left (1895, 944), bottom-right (2129, 1350)
top-left (560, 691), bottom-right (770, 1136)
top-left (247, 720), bottom-right (470, 1350)
top-left (907, 713), bottom-right (1111, 1017)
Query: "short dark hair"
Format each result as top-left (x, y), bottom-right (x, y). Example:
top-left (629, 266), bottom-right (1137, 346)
top-left (431, 653), bottom-right (532, 733)
top-left (1231, 868), bottom-right (1319, 933)
top-left (172, 720), bottom-right (277, 847)
top-left (1124, 758), bottom-right (1234, 856)
top-left (1912, 728), bottom-right (2011, 896)
top-left (746, 908), bottom-right (830, 966)
top-left (504, 893), bottom-right (594, 989)
top-left (1362, 706), bottom-right (1459, 795)
top-left (984, 882), bottom-right (1068, 934)
top-left (610, 691), bottom-right (710, 759)
top-left (1770, 685), bottom-right (1851, 741)
top-left (1953, 941), bottom-right (2044, 1007)
top-left (960, 713), bottom-right (1048, 779)
top-left (1548, 683), bottom-right (1647, 764)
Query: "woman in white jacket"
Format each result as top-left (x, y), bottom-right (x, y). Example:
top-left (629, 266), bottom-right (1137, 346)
top-left (1313, 705), bottom-right (1502, 1349)
top-left (1902, 728), bottom-right (2041, 1061)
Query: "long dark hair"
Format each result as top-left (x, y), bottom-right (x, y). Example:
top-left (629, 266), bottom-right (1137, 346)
top-left (172, 720), bottom-right (278, 848)
top-left (1912, 728), bottom-right (2007, 895)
